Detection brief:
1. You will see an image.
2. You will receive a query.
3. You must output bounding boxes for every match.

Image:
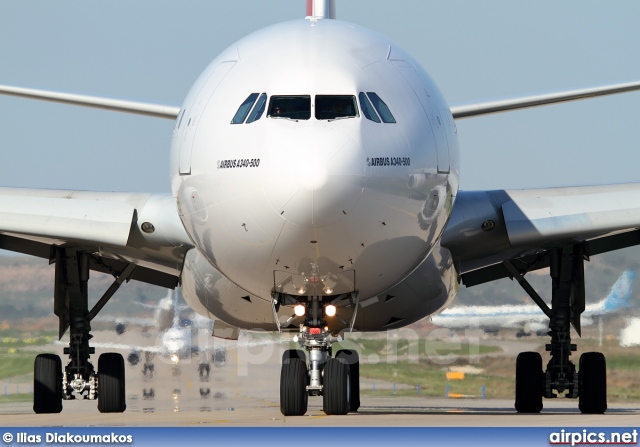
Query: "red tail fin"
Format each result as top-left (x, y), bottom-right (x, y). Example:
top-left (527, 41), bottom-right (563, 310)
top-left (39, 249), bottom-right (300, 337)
top-left (306, 0), bottom-right (336, 19)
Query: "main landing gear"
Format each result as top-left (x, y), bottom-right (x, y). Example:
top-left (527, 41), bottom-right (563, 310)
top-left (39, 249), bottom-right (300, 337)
top-left (34, 248), bottom-right (135, 414)
top-left (276, 294), bottom-right (360, 416)
top-left (507, 245), bottom-right (607, 414)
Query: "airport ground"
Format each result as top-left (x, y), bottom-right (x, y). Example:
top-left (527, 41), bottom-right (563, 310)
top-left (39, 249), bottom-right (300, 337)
top-left (1, 329), bottom-right (640, 427)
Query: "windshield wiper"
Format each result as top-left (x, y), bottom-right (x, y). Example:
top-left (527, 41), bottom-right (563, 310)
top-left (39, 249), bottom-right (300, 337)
top-left (270, 116), bottom-right (299, 121)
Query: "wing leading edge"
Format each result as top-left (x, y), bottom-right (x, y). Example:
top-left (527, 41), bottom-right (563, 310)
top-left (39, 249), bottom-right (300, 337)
top-left (441, 183), bottom-right (640, 286)
top-left (3, 80), bottom-right (640, 122)
top-left (450, 80), bottom-right (640, 119)
top-left (0, 84), bottom-right (180, 119)
top-left (0, 187), bottom-right (193, 288)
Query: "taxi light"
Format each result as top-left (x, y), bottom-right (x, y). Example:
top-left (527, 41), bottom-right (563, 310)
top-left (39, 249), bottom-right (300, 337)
top-left (294, 304), bottom-right (306, 317)
top-left (325, 304), bottom-right (337, 317)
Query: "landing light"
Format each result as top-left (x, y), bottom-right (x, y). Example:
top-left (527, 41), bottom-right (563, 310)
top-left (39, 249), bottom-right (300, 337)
top-left (325, 305), bottom-right (337, 317)
top-left (297, 286), bottom-right (307, 295)
top-left (294, 305), bottom-right (306, 317)
top-left (141, 221), bottom-right (155, 233)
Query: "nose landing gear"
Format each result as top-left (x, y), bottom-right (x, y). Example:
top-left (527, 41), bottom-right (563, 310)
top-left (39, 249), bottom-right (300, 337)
top-left (274, 291), bottom-right (360, 416)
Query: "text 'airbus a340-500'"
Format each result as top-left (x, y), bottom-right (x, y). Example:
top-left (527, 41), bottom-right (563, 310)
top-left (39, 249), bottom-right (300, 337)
top-left (1, 0), bottom-right (640, 416)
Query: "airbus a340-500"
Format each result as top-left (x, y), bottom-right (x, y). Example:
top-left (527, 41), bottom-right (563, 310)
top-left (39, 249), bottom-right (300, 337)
top-left (2, 0), bottom-right (640, 416)
top-left (98, 289), bottom-right (225, 380)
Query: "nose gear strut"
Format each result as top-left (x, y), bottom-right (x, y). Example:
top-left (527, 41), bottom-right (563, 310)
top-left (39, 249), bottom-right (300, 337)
top-left (272, 268), bottom-right (360, 416)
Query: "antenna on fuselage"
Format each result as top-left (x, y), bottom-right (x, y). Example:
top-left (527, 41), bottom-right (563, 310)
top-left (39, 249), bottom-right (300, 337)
top-left (306, 0), bottom-right (336, 19)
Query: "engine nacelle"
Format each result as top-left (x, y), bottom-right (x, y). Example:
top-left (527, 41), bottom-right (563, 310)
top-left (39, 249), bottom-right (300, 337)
top-left (114, 322), bottom-right (126, 336)
top-left (127, 350), bottom-right (141, 366)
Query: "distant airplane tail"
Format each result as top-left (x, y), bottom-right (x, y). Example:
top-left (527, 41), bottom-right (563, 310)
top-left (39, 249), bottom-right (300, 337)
top-left (601, 270), bottom-right (636, 312)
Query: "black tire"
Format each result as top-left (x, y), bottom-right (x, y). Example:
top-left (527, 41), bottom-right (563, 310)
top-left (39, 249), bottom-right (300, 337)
top-left (282, 349), bottom-right (305, 362)
top-left (33, 354), bottom-right (62, 414)
top-left (579, 352), bottom-right (607, 414)
top-left (515, 351), bottom-right (543, 413)
top-left (336, 349), bottom-right (360, 412)
top-left (98, 353), bottom-right (126, 413)
top-left (142, 363), bottom-right (154, 379)
top-left (199, 363), bottom-right (211, 382)
top-left (213, 348), bottom-right (227, 367)
top-left (280, 356), bottom-right (308, 416)
top-left (323, 358), bottom-right (350, 415)
top-left (127, 351), bottom-right (140, 366)
top-left (143, 388), bottom-right (155, 400)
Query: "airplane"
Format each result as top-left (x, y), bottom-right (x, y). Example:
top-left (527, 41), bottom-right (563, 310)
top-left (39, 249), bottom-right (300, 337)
top-left (108, 292), bottom-right (178, 337)
top-left (79, 289), bottom-right (223, 380)
top-left (432, 270), bottom-right (636, 336)
top-left (1, 0), bottom-right (640, 416)
top-left (620, 318), bottom-right (640, 347)
top-left (108, 289), bottom-right (222, 374)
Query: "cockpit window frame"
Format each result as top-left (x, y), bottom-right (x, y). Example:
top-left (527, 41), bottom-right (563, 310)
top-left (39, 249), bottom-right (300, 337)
top-left (314, 95), bottom-right (359, 121)
top-left (358, 92), bottom-right (381, 123)
top-left (246, 93), bottom-right (267, 124)
top-left (366, 92), bottom-right (396, 123)
top-left (267, 95), bottom-right (312, 121)
top-left (231, 93), bottom-right (259, 124)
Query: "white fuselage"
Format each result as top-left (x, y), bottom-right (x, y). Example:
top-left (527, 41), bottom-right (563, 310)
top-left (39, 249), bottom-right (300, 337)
top-left (171, 19), bottom-right (460, 332)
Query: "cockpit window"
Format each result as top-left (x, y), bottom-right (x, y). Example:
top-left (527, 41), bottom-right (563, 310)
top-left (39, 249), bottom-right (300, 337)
top-left (268, 96), bottom-right (311, 120)
top-left (315, 95), bottom-right (358, 120)
top-left (246, 93), bottom-right (267, 124)
top-left (231, 93), bottom-right (259, 124)
top-left (358, 93), bottom-right (381, 123)
top-left (367, 92), bottom-right (396, 123)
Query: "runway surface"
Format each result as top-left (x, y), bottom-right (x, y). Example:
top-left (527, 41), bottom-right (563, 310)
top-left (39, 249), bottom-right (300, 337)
top-left (3, 396), bottom-right (640, 427)
top-left (3, 330), bottom-right (639, 427)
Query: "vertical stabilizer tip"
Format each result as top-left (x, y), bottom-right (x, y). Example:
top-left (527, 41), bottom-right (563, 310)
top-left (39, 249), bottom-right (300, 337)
top-left (306, 0), bottom-right (336, 20)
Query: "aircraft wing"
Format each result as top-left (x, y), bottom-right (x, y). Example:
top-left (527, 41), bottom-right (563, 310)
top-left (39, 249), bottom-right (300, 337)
top-left (0, 84), bottom-right (180, 119)
top-left (3, 79), bottom-right (640, 121)
top-left (441, 183), bottom-right (640, 287)
top-left (450, 80), bottom-right (640, 119)
top-left (93, 315), bottom-right (157, 327)
top-left (0, 187), bottom-right (194, 288)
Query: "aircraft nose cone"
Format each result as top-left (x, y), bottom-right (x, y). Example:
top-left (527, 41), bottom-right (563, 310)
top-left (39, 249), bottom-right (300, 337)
top-left (263, 126), bottom-right (364, 228)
